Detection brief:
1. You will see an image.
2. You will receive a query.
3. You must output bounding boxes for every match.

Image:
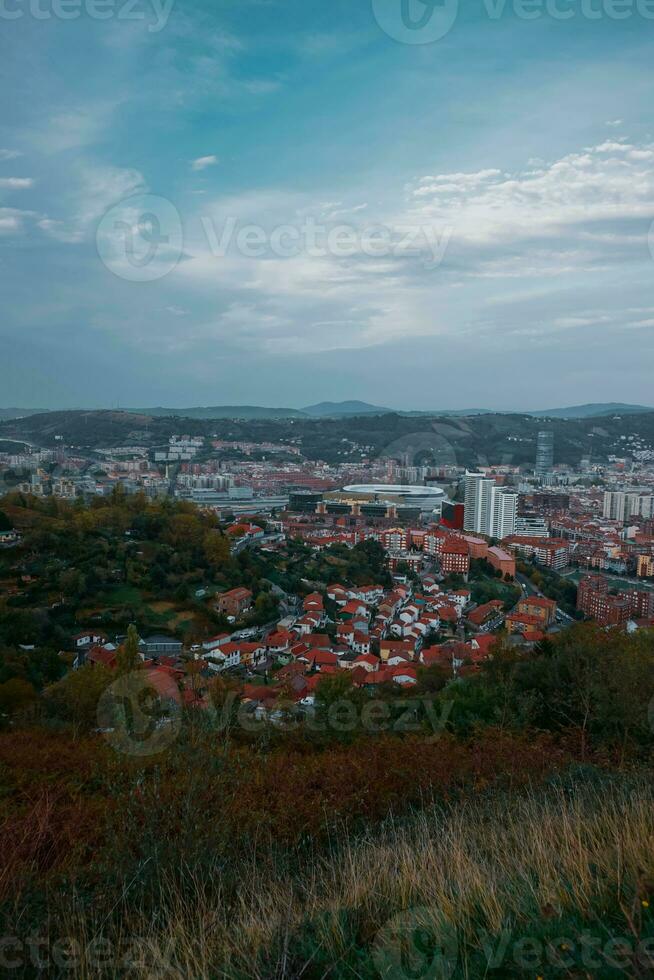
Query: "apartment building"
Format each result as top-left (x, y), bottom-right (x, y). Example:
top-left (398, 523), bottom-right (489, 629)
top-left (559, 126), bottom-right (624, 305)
top-left (463, 472), bottom-right (517, 538)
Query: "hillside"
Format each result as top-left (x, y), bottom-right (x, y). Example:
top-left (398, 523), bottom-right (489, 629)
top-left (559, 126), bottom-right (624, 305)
top-left (302, 400), bottom-right (393, 416)
top-left (532, 402), bottom-right (654, 419)
top-left (3, 408), bottom-right (654, 466)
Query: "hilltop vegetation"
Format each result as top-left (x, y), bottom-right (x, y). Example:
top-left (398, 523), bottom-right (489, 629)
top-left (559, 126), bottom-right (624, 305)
top-left (0, 490), bottom-right (281, 657)
top-left (2, 624), bottom-right (654, 976)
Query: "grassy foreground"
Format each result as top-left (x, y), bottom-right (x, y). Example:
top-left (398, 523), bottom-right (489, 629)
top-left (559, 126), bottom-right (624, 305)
top-left (3, 758), bottom-right (654, 978)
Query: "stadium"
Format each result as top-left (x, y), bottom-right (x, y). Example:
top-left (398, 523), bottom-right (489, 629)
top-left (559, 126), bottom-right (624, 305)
top-left (330, 484), bottom-right (446, 516)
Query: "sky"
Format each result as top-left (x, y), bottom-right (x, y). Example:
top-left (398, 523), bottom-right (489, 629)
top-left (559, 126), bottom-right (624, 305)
top-left (1, 0), bottom-right (654, 411)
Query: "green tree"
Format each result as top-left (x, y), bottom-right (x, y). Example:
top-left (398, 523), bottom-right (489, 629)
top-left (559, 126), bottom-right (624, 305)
top-left (44, 665), bottom-right (112, 733)
top-left (117, 624), bottom-right (141, 674)
top-left (0, 678), bottom-right (36, 716)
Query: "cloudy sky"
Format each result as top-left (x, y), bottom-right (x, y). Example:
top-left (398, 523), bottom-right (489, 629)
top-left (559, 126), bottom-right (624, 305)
top-left (2, 0), bottom-right (654, 411)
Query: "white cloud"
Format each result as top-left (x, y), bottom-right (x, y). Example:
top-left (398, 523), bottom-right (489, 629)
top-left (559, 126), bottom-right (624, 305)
top-left (0, 149), bottom-right (22, 161)
top-left (0, 215), bottom-right (20, 234)
top-left (406, 139), bottom-right (654, 248)
top-left (0, 178), bottom-right (34, 190)
top-left (191, 155), bottom-right (219, 171)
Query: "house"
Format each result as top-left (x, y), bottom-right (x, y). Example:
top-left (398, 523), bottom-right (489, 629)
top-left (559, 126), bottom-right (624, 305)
top-left (352, 631), bottom-right (371, 655)
top-left (216, 587), bottom-right (253, 618)
top-left (140, 635), bottom-right (183, 658)
top-left (303, 633), bottom-right (332, 649)
top-left (350, 584), bottom-right (384, 604)
top-left (339, 599), bottom-right (367, 620)
top-left (336, 622), bottom-right (355, 645)
top-left (387, 665), bottom-right (418, 686)
top-left (379, 639), bottom-right (415, 662)
top-left (227, 522), bottom-right (264, 540)
top-left (303, 592), bottom-right (324, 611)
top-left (420, 645), bottom-right (451, 668)
top-left (73, 631), bottom-right (108, 649)
top-left (309, 649), bottom-right (339, 670)
top-left (266, 629), bottom-right (294, 654)
top-left (327, 584), bottom-right (348, 605)
top-left (514, 595), bottom-right (557, 628)
top-left (468, 634), bottom-right (497, 659)
top-left (203, 644), bottom-right (240, 670)
top-left (505, 613), bottom-right (543, 636)
top-left (353, 653), bottom-right (379, 672)
top-left (448, 589), bottom-right (471, 612)
top-left (85, 644), bottom-right (118, 670)
top-left (467, 600), bottom-right (504, 629)
top-left (232, 641), bottom-right (266, 666)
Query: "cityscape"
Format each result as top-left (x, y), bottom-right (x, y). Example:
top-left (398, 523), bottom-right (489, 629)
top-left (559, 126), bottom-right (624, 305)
top-left (3, 0), bottom-right (654, 974)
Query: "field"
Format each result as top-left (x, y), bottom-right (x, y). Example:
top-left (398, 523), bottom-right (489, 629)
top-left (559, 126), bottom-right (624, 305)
top-left (1, 725), bottom-right (653, 978)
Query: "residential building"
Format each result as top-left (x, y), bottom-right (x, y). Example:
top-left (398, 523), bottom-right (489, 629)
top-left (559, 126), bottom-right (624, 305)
top-left (515, 595), bottom-right (557, 628)
top-left (603, 491), bottom-right (654, 523)
top-left (486, 546), bottom-right (516, 578)
top-left (637, 554), bottom-right (654, 578)
top-left (504, 536), bottom-right (570, 570)
top-left (577, 575), bottom-right (630, 627)
top-left (216, 587), bottom-right (253, 617)
top-left (441, 538), bottom-right (470, 577)
top-left (463, 472), bottom-right (517, 538)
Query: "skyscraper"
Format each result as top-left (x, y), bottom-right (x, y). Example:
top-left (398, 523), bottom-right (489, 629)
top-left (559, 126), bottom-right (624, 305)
top-left (535, 431), bottom-right (554, 476)
top-left (463, 472), bottom-right (518, 538)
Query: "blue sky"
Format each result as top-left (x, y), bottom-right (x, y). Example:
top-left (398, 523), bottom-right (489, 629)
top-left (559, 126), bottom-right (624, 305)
top-left (2, 0), bottom-right (654, 410)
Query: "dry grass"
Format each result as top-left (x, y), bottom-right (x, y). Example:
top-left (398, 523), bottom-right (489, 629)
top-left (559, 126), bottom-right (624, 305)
top-left (55, 775), bottom-right (654, 979)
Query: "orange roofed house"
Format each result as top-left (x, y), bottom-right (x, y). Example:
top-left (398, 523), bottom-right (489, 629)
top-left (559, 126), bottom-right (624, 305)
top-left (216, 587), bottom-right (253, 617)
top-left (515, 595), bottom-right (557, 628)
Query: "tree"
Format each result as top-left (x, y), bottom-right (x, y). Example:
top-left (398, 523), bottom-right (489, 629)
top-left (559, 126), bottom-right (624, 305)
top-left (416, 664), bottom-right (450, 695)
top-left (0, 678), bottom-right (36, 716)
top-left (116, 624), bottom-right (141, 674)
top-left (59, 568), bottom-right (87, 601)
top-left (44, 665), bottom-right (112, 733)
top-left (204, 531), bottom-right (230, 568)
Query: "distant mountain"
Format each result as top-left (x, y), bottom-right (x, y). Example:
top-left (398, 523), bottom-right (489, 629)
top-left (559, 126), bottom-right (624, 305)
top-left (132, 405), bottom-right (307, 420)
top-left (2, 402), bottom-right (652, 424)
top-left (531, 403), bottom-right (654, 419)
top-left (302, 401), bottom-right (395, 417)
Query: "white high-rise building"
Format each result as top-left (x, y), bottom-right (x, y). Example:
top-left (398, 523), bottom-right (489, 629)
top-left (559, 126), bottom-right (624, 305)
top-left (464, 472), bottom-right (518, 538)
top-left (603, 491), bottom-right (654, 522)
